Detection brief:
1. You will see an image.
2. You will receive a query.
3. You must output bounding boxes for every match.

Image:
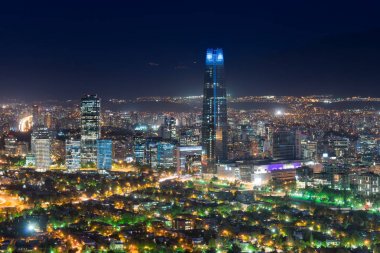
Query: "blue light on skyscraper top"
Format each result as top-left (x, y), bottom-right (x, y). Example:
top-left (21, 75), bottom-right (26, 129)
top-left (206, 48), bottom-right (224, 65)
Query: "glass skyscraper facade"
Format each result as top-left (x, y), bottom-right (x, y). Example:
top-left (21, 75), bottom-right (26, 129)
top-left (133, 132), bottom-right (145, 165)
top-left (65, 139), bottom-right (81, 173)
top-left (202, 48), bottom-right (228, 168)
top-left (156, 142), bottom-right (175, 169)
top-left (80, 94), bottom-right (101, 167)
top-left (97, 139), bottom-right (112, 172)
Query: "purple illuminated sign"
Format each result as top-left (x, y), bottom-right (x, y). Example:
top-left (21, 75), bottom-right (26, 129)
top-left (267, 162), bottom-right (302, 172)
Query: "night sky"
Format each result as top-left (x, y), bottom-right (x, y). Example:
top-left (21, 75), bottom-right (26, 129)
top-left (1, 0), bottom-right (380, 100)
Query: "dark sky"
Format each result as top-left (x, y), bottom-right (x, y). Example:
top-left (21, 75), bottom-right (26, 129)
top-left (1, 0), bottom-right (380, 100)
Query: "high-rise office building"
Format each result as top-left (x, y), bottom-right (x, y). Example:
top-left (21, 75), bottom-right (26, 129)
top-left (80, 94), bottom-right (101, 167)
top-left (201, 48), bottom-right (228, 169)
top-left (31, 126), bottom-right (50, 154)
top-left (112, 139), bottom-right (128, 161)
top-left (97, 139), bottom-right (112, 173)
top-left (4, 135), bottom-right (17, 156)
top-left (271, 128), bottom-right (301, 160)
top-left (145, 137), bottom-right (162, 168)
top-left (176, 146), bottom-right (202, 174)
top-left (32, 126), bottom-right (51, 172)
top-left (133, 132), bottom-right (146, 165)
top-left (160, 117), bottom-right (177, 141)
top-left (32, 104), bottom-right (42, 129)
top-left (179, 128), bottom-right (200, 146)
top-left (65, 139), bottom-right (81, 173)
top-left (156, 142), bottom-right (175, 169)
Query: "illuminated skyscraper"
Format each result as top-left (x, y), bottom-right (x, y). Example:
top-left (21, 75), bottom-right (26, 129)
top-left (65, 139), bottom-right (81, 173)
top-left (97, 139), bottom-right (112, 173)
top-left (32, 126), bottom-right (51, 172)
top-left (133, 132), bottom-right (145, 165)
top-left (202, 48), bottom-right (228, 169)
top-left (80, 94), bottom-right (101, 167)
top-left (157, 142), bottom-right (175, 169)
top-left (161, 116), bottom-right (177, 141)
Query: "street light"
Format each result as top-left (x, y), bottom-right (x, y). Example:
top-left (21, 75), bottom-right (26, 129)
top-left (275, 110), bottom-right (284, 116)
top-left (27, 222), bottom-right (37, 232)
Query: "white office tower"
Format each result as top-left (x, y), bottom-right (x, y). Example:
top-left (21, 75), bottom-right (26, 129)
top-left (32, 127), bottom-right (51, 172)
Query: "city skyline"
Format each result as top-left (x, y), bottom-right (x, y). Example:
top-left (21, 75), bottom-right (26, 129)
top-left (1, 2), bottom-right (380, 252)
top-left (1, 1), bottom-right (380, 100)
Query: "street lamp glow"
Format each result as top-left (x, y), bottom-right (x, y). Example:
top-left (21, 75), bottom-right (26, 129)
top-left (27, 223), bottom-right (36, 232)
top-left (275, 110), bottom-right (283, 116)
